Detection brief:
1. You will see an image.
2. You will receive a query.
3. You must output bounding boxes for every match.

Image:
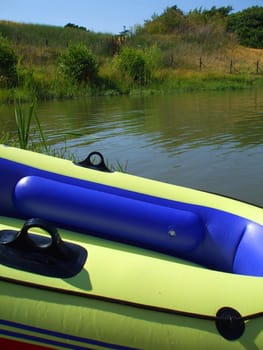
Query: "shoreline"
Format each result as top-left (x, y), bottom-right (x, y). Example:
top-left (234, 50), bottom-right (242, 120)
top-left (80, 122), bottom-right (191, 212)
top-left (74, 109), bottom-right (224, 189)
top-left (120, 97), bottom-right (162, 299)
top-left (1, 71), bottom-right (262, 104)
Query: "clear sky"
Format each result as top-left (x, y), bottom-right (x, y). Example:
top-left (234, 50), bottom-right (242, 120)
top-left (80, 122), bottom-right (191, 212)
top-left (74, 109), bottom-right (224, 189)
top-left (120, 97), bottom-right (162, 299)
top-left (1, 0), bottom-right (261, 34)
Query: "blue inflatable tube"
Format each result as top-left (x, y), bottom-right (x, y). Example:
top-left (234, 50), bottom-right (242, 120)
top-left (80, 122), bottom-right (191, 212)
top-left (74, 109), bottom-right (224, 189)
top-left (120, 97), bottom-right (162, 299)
top-left (13, 175), bottom-right (263, 277)
top-left (2, 145), bottom-right (263, 276)
top-left (14, 176), bottom-right (204, 255)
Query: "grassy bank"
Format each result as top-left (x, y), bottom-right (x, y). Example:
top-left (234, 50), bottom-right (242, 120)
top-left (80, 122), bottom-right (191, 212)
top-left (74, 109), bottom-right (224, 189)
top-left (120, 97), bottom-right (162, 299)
top-left (0, 20), bottom-right (263, 103)
top-left (2, 61), bottom-right (261, 104)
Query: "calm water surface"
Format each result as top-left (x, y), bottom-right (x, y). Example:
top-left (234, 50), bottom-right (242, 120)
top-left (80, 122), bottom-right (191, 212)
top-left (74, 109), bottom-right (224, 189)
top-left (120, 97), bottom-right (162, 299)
top-left (1, 89), bottom-right (263, 206)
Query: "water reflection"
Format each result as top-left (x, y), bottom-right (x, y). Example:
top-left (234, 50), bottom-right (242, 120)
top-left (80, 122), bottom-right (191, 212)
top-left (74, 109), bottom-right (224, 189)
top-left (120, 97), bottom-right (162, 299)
top-left (1, 89), bottom-right (263, 206)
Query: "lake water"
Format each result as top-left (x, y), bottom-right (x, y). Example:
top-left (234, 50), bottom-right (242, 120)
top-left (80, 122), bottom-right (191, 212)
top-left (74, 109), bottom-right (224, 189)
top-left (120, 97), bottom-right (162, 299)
top-left (1, 88), bottom-right (263, 206)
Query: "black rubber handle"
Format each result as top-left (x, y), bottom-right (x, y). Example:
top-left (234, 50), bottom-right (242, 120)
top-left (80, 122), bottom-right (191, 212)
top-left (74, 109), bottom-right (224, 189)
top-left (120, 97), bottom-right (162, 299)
top-left (18, 218), bottom-right (61, 251)
top-left (77, 151), bottom-right (111, 172)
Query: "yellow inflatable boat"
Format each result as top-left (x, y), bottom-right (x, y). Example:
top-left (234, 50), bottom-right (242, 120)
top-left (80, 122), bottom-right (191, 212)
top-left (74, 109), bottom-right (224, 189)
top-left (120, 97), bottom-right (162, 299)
top-left (1, 144), bottom-right (263, 349)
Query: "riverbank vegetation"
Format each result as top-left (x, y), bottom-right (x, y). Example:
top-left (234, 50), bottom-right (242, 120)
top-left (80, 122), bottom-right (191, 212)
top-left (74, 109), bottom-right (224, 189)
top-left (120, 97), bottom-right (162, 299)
top-left (0, 100), bottom-right (128, 170)
top-left (0, 5), bottom-right (263, 102)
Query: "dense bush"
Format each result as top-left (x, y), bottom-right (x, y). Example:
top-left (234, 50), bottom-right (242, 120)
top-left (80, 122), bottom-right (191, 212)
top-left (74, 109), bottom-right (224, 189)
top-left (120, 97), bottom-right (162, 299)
top-left (117, 47), bottom-right (151, 85)
top-left (0, 35), bottom-right (18, 87)
top-left (58, 43), bottom-right (98, 85)
top-left (227, 6), bottom-right (263, 48)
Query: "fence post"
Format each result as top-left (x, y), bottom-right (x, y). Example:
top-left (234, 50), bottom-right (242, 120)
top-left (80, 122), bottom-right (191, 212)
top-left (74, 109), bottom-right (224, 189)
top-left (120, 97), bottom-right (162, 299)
top-left (230, 60), bottom-right (233, 74)
top-left (199, 57), bottom-right (202, 71)
top-left (256, 60), bottom-right (259, 74)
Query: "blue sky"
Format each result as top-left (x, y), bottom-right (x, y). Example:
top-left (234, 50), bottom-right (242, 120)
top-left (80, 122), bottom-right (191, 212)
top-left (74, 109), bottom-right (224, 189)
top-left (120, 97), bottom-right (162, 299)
top-left (1, 0), bottom-right (261, 34)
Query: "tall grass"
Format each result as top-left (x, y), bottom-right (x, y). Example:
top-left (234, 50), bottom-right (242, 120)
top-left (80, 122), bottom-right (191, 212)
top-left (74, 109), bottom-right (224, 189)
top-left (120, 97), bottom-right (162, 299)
top-left (14, 101), bottom-right (48, 151)
top-left (0, 21), bottom-right (113, 55)
top-left (0, 101), bottom-right (128, 172)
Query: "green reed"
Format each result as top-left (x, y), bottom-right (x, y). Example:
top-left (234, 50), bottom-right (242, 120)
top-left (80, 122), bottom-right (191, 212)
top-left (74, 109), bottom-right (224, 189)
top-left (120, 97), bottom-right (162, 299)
top-left (8, 102), bottom-right (128, 172)
top-left (14, 101), bottom-right (48, 151)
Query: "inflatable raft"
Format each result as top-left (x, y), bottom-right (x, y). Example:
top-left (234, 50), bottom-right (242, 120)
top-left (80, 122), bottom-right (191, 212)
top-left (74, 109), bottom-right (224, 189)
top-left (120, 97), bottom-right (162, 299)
top-left (1, 144), bottom-right (263, 349)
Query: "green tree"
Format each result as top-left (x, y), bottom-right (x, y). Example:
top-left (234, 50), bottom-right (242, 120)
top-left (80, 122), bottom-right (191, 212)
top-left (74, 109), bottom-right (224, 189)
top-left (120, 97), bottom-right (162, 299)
top-left (0, 35), bottom-right (18, 87)
top-left (227, 6), bottom-right (263, 48)
top-left (117, 47), bottom-right (150, 85)
top-left (142, 6), bottom-right (185, 34)
top-left (59, 43), bottom-right (98, 84)
top-left (185, 6), bottom-right (230, 48)
top-left (202, 6), bottom-right (233, 19)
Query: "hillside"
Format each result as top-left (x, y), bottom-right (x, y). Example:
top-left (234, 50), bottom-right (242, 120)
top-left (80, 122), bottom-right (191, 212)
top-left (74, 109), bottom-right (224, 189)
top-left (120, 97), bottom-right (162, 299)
top-left (0, 20), bottom-right (113, 60)
top-left (0, 20), bottom-right (113, 47)
top-left (1, 19), bottom-right (262, 74)
top-left (0, 6), bottom-right (263, 102)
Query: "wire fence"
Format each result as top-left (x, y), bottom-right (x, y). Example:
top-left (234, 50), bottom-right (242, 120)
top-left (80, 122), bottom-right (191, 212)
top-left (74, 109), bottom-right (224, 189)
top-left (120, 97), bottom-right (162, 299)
top-left (198, 57), bottom-right (263, 74)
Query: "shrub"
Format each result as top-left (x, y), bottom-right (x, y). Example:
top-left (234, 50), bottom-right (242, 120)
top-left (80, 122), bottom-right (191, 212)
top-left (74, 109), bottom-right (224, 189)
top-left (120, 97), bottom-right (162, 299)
top-left (0, 35), bottom-right (18, 87)
top-left (117, 47), bottom-right (150, 85)
top-left (58, 43), bottom-right (98, 84)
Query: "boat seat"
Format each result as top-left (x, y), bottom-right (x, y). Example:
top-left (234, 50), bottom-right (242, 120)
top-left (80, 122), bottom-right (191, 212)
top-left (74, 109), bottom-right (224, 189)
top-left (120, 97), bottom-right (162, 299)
top-left (233, 222), bottom-right (263, 277)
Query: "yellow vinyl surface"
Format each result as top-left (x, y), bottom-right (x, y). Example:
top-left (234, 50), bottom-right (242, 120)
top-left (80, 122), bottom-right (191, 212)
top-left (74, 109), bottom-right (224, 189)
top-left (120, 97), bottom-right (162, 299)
top-left (1, 216), bottom-right (263, 349)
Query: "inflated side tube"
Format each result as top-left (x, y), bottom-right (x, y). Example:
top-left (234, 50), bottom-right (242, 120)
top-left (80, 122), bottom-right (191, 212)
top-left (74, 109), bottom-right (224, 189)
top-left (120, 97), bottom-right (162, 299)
top-left (14, 176), bottom-right (205, 256)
